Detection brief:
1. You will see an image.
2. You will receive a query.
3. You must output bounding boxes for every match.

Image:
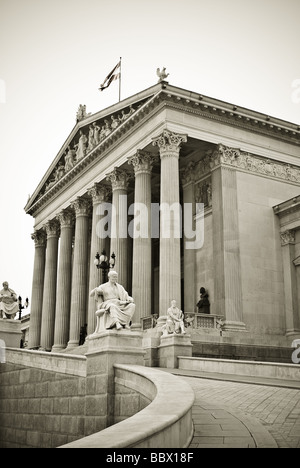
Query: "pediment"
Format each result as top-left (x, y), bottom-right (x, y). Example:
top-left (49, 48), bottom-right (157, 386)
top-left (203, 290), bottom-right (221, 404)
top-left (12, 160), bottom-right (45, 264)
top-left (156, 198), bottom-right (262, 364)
top-left (25, 85), bottom-right (163, 214)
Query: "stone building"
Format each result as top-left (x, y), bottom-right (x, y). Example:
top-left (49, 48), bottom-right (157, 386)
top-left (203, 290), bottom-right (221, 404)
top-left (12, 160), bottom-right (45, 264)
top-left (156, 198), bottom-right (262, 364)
top-left (25, 79), bottom-right (300, 360)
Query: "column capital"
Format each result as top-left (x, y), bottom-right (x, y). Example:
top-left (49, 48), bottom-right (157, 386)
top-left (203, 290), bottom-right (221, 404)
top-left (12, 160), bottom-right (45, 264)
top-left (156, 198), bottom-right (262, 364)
top-left (152, 129), bottom-right (187, 159)
top-left (106, 168), bottom-right (131, 191)
top-left (181, 161), bottom-right (196, 186)
top-left (44, 219), bottom-right (60, 239)
top-left (128, 150), bottom-right (157, 175)
top-left (280, 230), bottom-right (296, 246)
top-left (87, 183), bottom-right (111, 205)
top-left (57, 209), bottom-right (74, 228)
top-left (71, 197), bottom-right (91, 217)
top-left (210, 144), bottom-right (241, 170)
top-left (31, 230), bottom-right (46, 247)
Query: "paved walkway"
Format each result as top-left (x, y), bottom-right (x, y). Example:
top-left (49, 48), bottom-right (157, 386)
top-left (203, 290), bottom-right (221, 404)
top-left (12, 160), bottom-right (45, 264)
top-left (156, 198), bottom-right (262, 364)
top-left (162, 369), bottom-right (300, 448)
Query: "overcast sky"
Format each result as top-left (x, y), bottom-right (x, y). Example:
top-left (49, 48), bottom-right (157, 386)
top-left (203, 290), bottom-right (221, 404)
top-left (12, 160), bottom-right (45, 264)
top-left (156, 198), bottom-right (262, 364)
top-left (0, 0), bottom-right (299, 312)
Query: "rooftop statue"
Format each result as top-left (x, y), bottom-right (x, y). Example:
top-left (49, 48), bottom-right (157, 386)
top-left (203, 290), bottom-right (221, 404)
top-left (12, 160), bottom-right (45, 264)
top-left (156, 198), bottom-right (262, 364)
top-left (157, 67), bottom-right (169, 83)
top-left (0, 281), bottom-right (18, 319)
top-left (90, 271), bottom-right (135, 333)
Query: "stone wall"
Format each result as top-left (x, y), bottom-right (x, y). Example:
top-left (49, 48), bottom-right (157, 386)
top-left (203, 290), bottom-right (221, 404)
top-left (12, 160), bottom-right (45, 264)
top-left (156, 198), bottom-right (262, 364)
top-left (0, 350), bottom-right (108, 448)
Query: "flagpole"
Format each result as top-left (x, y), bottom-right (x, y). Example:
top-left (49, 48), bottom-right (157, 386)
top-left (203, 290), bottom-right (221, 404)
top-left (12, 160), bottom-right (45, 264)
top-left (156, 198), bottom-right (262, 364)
top-left (119, 57), bottom-right (122, 102)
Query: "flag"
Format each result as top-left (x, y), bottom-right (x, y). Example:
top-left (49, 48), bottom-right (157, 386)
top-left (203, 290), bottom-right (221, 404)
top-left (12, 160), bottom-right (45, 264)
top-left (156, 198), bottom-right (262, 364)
top-left (99, 60), bottom-right (121, 92)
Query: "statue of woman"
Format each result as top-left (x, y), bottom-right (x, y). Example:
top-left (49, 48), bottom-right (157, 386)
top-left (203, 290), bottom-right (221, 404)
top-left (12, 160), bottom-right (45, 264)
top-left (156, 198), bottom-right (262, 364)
top-left (93, 122), bottom-right (101, 145)
top-left (74, 130), bottom-right (87, 161)
top-left (65, 146), bottom-right (76, 171)
top-left (88, 125), bottom-right (95, 151)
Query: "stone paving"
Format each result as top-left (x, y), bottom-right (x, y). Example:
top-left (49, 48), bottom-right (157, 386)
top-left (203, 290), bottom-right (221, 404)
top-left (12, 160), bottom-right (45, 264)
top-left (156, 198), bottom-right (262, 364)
top-left (181, 376), bottom-right (300, 448)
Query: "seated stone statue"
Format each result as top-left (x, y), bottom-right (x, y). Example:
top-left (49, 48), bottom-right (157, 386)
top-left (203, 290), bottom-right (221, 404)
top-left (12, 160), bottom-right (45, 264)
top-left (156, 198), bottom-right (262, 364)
top-left (0, 281), bottom-right (18, 319)
top-left (162, 300), bottom-right (186, 335)
top-left (90, 271), bottom-right (135, 333)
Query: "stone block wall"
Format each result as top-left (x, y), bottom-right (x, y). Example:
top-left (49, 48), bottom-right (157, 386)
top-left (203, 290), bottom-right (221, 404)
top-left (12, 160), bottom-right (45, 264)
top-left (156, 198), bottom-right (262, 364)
top-left (0, 360), bottom-right (107, 448)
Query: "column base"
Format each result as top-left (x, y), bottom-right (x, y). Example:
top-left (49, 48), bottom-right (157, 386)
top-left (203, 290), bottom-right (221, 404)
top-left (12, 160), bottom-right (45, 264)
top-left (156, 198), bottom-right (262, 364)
top-left (51, 344), bottom-right (67, 353)
top-left (286, 329), bottom-right (300, 337)
top-left (65, 340), bottom-right (80, 351)
top-left (223, 320), bottom-right (247, 332)
top-left (158, 333), bottom-right (193, 369)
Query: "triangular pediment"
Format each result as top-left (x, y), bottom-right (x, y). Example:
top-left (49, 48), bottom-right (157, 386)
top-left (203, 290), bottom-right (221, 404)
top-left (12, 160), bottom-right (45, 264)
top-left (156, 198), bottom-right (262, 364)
top-left (25, 83), bottom-right (164, 214)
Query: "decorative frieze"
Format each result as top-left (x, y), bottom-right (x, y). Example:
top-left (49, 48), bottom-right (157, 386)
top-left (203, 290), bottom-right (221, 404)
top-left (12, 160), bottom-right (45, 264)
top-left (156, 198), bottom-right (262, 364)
top-left (280, 230), bottom-right (296, 246)
top-left (209, 144), bottom-right (300, 184)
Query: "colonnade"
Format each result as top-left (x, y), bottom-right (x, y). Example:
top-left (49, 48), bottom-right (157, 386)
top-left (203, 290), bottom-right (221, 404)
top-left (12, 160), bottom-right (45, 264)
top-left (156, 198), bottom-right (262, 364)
top-left (28, 130), bottom-right (189, 351)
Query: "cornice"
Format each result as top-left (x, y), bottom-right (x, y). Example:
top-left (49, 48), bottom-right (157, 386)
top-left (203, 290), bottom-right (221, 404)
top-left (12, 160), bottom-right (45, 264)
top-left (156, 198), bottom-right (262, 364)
top-left (160, 91), bottom-right (300, 146)
top-left (25, 83), bottom-right (300, 217)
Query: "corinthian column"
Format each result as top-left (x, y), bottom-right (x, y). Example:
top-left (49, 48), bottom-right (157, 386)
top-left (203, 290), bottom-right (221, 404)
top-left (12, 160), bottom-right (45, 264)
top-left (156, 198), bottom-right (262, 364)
top-left (28, 230), bottom-right (46, 349)
top-left (67, 197), bottom-right (91, 349)
top-left (210, 144), bottom-right (246, 331)
top-left (152, 129), bottom-right (187, 317)
top-left (128, 150), bottom-right (156, 326)
top-left (87, 184), bottom-right (111, 335)
top-left (107, 168), bottom-right (131, 289)
top-left (40, 220), bottom-right (60, 351)
top-left (52, 209), bottom-right (74, 352)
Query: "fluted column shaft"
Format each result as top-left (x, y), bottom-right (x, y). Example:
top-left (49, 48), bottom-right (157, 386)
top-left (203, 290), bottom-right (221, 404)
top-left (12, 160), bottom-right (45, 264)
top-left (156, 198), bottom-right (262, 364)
top-left (67, 198), bottom-right (90, 348)
top-left (182, 163), bottom-right (196, 312)
top-left (107, 169), bottom-right (130, 289)
top-left (129, 151), bottom-right (155, 325)
top-left (211, 146), bottom-right (245, 330)
top-left (52, 210), bottom-right (74, 351)
top-left (40, 221), bottom-right (60, 351)
top-left (152, 130), bottom-right (187, 316)
top-left (87, 184), bottom-right (110, 335)
top-left (28, 231), bottom-right (46, 349)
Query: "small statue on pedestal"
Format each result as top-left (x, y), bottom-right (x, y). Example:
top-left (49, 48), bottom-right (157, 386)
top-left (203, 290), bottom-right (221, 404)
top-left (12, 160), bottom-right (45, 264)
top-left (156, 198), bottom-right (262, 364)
top-left (162, 300), bottom-right (186, 336)
top-left (197, 287), bottom-right (210, 314)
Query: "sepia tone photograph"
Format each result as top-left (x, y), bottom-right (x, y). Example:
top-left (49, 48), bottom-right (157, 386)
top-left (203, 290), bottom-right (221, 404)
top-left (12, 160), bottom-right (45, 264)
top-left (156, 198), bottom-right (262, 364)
top-left (0, 0), bottom-right (300, 451)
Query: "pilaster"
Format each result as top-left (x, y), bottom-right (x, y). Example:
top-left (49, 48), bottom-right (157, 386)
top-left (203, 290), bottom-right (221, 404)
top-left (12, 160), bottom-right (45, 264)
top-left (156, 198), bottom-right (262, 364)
top-left (182, 162), bottom-right (196, 313)
top-left (280, 230), bottom-right (300, 335)
top-left (210, 144), bottom-right (246, 331)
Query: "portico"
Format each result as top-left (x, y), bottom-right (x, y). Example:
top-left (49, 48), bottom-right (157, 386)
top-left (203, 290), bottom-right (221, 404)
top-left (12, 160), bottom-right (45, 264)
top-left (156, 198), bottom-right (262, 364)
top-left (25, 80), bottom-right (300, 355)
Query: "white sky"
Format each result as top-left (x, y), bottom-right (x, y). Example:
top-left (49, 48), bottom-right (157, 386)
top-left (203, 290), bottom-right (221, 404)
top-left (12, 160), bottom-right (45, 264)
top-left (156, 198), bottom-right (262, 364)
top-left (0, 0), bottom-right (299, 308)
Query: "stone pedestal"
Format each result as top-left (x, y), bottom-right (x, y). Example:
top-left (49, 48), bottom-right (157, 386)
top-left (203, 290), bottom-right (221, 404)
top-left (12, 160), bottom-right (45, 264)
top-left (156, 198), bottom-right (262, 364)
top-left (142, 328), bottom-right (163, 367)
top-left (85, 329), bottom-right (144, 427)
top-left (158, 334), bottom-right (193, 369)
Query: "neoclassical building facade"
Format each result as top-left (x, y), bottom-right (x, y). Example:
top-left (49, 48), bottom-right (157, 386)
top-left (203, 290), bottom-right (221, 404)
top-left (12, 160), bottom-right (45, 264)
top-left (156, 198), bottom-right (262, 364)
top-left (25, 80), bottom-right (300, 356)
